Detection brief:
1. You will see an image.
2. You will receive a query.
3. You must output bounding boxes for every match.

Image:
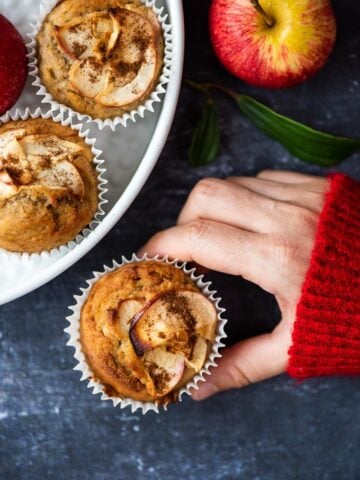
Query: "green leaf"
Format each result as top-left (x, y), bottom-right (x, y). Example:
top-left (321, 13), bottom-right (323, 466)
top-left (189, 98), bottom-right (220, 167)
top-left (236, 95), bottom-right (360, 167)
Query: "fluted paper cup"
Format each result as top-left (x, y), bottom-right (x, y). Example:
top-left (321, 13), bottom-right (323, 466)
top-left (65, 254), bottom-right (227, 414)
top-left (0, 108), bottom-right (108, 261)
top-left (27, 0), bottom-right (173, 131)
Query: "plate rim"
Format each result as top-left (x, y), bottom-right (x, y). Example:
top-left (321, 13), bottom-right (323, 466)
top-left (0, 0), bottom-right (185, 306)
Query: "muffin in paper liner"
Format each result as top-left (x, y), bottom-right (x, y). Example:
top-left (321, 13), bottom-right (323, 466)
top-left (27, 0), bottom-right (173, 131)
top-left (0, 107), bottom-right (108, 260)
top-left (65, 254), bottom-right (228, 414)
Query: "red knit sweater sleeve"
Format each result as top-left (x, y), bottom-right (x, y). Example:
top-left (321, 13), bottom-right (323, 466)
top-left (287, 173), bottom-right (360, 379)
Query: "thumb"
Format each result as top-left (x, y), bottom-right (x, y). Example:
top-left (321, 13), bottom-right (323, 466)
top-left (192, 331), bottom-right (289, 401)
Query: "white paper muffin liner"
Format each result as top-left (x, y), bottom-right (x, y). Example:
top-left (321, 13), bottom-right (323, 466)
top-left (27, 0), bottom-right (173, 131)
top-left (65, 254), bottom-right (228, 414)
top-left (0, 107), bottom-right (108, 260)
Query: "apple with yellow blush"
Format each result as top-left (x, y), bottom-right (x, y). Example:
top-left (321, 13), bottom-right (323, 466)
top-left (209, 0), bottom-right (337, 88)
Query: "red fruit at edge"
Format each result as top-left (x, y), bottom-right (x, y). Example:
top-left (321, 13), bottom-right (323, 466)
top-left (0, 14), bottom-right (27, 115)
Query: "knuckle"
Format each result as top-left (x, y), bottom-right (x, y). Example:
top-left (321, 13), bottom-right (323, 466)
top-left (187, 219), bottom-right (211, 247)
top-left (191, 177), bottom-right (223, 202)
top-left (292, 205), bottom-right (319, 230)
top-left (232, 357), bottom-right (262, 386)
top-left (269, 233), bottom-right (298, 266)
top-left (304, 191), bottom-right (325, 213)
top-left (148, 230), bottom-right (165, 245)
top-left (265, 197), bottom-right (281, 214)
top-left (227, 363), bottom-right (252, 389)
top-left (256, 169), bottom-right (272, 178)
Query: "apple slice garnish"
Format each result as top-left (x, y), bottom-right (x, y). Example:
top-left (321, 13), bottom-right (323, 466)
top-left (54, 13), bottom-right (102, 60)
top-left (95, 9), bottom-right (157, 107)
top-left (19, 134), bottom-right (84, 162)
top-left (94, 12), bottom-right (120, 56)
top-left (143, 348), bottom-right (185, 397)
top-left (178, 337), bottom-right (209, 388)
top-left (34, 159), bottom-right (84, 197)
top-left (54, 21), bottom-right (93, 61)
top-left (0, 170), bottom-right (18, 199)
top-left (185, 337), bottom-right (209, 373)
top-left (115, 299), bottom-right (144, 336)
top-left (54, 12), bottom-right (119, 60)
top-left (0, 129), bottom-right (27, 148)
top-left (95, 47), bottom-right (157, 107)
top-left (58, 8), bottom-right (157, 105)
top-left (129, 292), bottom-right (190, 356)
top-left (118, 338), bottom-right (158, 397)
top-left (69, 57), bottom-right (108, 99)
top-left (130, 290), bottom-right (217, 356)
top-left (118, 3), bottom-right (161, 37)
top-left (176, 291), bottom-right (217, 342)
top-left (0, 129), bottom-right (27, 163)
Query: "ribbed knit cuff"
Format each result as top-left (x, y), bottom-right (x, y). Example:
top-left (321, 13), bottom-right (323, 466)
top-left (288, 174), bottom-right (360, 379)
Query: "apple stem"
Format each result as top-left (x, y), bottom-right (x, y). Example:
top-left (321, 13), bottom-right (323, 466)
top-left (251, 0), bottom-right (275, 28)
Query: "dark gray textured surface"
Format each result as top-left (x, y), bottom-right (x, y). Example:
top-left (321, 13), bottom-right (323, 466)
top-left (1, 1), bottom-right (360, 479)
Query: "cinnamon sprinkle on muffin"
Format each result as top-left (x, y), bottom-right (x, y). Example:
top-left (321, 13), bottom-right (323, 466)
top-left (0, 118), bottom-right (99, 253)
top-left (80, 261), bottom-right (218, 404)
top-left (36, 0), bottom-right (164, 119)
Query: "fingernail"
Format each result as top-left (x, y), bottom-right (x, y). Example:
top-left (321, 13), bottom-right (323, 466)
top-left (191, 382), bottom-right (219, 401)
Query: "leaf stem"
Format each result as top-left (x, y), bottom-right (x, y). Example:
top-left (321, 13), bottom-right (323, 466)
top-left (186, 79), bottom-right (239, 102)
top-left (185, 79), bottom-right (360, 167)
top-left (205, 83), bottom-right (239, 101)
top-left (185, 79), bottom-right (212, 99)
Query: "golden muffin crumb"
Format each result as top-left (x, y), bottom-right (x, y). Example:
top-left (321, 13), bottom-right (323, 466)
top-left (80, 261), bottom-right (218, 404)
top-left (37, 0), bottom-right (164, 119)
top-left (0, 118), bottom-right (99, 253)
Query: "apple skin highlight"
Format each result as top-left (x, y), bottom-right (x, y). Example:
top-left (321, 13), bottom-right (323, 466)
top-left (0, 14), bottom-right (27, 114)
top-left (209, 0), bottom-right (337, 88)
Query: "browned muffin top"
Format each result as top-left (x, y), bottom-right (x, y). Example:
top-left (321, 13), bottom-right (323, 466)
top-left (80, 261), bottom-right (218, 404)
top-left (0, 118), bottom-right (99, 252)
top-left (37, 0), bottom-right (164, 119)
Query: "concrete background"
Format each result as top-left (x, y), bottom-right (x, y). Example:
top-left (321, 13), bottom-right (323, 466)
top-left (1, 0), bottom-right (360, 478)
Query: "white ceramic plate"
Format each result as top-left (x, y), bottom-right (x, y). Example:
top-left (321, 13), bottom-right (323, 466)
top-left (0, 0), bottom-right (184, 306)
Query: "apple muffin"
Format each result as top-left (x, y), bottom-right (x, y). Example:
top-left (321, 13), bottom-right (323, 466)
top-left (80, 261), bottom-right (218, 404)
top-left (36, 0), bottom-right (164, 119)
top-left (0, 118), bottom-right (99, 253)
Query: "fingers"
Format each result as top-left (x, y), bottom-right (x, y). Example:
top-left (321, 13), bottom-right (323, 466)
top-left (228, 176), bottom-right (327, 213)
top-left (257, 170), bottom-right (322, 184)
top-left (177, 178), bottom-right (281, 234)
top-left (139, 219), bottom-right (270, 286)
top-left (192, 329), bottom-right (289, 401)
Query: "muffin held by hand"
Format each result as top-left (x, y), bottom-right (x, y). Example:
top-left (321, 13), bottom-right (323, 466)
top-left (80, 261), bottom-right (218, 405)
top-left (37, 0), bottom-right (164, 119)
top-left (0, 118), bottom-right (99, 253)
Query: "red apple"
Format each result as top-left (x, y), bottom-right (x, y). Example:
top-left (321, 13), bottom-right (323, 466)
top-left (209, 0), bottom-right (337, 88)
top-left (0, 15), bottom-right (27, 114)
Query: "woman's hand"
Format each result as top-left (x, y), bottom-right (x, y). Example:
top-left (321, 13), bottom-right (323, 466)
top-left (140, 170), bottom-right (328, 400)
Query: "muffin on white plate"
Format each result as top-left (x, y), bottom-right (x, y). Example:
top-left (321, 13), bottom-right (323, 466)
top-left (0, 112), bottom-right (106, 253)
top-left (33, 0), bottom-right (169, 127)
